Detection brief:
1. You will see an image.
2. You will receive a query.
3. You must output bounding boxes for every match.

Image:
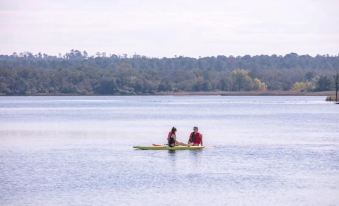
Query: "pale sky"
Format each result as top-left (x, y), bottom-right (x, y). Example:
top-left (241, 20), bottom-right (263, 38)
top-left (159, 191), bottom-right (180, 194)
top-left (0, 0), bottom-right (338, 57)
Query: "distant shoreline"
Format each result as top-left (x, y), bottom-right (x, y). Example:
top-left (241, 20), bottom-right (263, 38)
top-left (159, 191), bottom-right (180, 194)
top-left (157, 91), bottom-right (334, 96)
top-left (0, 91), bottom-right (334, 97)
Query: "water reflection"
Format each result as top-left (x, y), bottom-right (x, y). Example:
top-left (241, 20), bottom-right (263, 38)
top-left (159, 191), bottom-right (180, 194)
top-left (167, 150), bottom-right (177, 172)
top-left (167, 150), bottom-right (177, 156)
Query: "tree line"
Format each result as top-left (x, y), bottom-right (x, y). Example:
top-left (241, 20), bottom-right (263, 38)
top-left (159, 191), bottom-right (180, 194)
top-left (0, 50), bottom-right (338, 95)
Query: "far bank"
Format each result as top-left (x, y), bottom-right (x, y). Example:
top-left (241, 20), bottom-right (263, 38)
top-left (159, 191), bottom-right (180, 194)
top-left (0, 91), bottom-right (335, 97)
top-left (157, 91), bottom-right (334, 96)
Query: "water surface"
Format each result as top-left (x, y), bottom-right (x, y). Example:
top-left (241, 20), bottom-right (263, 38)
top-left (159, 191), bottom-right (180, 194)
top-left (0, 96), bottom-right (338, 206)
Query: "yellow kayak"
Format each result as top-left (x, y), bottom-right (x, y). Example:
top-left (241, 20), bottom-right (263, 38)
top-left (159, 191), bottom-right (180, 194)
top-left (133, 145), bottom-right (204, 150)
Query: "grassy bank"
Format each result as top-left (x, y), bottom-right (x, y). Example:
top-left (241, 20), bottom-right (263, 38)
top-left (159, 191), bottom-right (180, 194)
top-left (0, 91), bottom-right (335, 97)
top-left (157, 91), bottom-right (334, 96)
top-left (0, 91), bottom-right (335, 96)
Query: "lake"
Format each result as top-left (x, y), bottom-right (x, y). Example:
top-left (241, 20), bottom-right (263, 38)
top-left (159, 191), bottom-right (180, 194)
top-left (0, 96), bottom-right (338, 206)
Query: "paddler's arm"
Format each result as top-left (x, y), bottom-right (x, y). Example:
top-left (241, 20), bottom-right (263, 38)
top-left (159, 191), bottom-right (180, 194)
top-left (188, 132), bottom-right (192, 144)
top-left (201, 134), bottom-right (203, 146)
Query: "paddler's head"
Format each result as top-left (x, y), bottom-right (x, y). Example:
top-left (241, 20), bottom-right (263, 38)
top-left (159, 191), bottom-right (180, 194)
top-left (171, 127), bottom-right (177, 133)
top-left (193, 126), bottom-right (198, 133)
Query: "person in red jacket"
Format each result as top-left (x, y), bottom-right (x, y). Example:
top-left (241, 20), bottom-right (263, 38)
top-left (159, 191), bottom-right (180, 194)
top-left (188, 126), bottom-right (203, 146)
top-left (167, 127), bottom-right (188, 147)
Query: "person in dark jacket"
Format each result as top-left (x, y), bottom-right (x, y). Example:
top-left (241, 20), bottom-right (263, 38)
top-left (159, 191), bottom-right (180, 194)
top-left (167, 127), bottom-right (187, 147)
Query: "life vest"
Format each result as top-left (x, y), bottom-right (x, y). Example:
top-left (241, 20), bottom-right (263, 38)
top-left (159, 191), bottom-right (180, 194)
top-left (189, 132), bottom-right (202, 145)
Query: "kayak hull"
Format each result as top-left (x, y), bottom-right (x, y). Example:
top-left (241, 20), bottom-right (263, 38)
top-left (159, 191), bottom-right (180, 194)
top-left (133, 145), bottom-right (204, 150)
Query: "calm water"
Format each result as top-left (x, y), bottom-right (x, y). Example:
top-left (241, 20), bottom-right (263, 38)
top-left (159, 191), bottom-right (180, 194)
top-left (0, 96), bottom-right (338, 206)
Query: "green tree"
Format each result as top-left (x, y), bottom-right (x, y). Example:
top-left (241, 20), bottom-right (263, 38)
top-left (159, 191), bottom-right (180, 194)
top-left (95, 78), bottom-right (118, 95)
top-left (253, 78), bottom-right (267, 91)
top-left (291, 82), bottom-right (312, 92)
top-left (231, 69), bottom-right (254, 91)
top-left (315, 76), bottom-right (333, 91)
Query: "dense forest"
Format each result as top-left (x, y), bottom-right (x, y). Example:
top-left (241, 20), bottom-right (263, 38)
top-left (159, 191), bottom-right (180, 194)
top-left (0, 50), bottom-right (338, 95)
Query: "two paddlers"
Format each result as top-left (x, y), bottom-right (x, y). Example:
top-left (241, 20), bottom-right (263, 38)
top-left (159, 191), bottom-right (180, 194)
top-left (167, 126), bottom-right (203, 147)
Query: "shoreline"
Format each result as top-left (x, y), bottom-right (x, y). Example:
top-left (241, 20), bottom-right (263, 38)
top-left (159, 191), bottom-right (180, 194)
top-left (157, 91), bottom-right (334, 96)
top-left (0, 91), bottom-right (335, 97)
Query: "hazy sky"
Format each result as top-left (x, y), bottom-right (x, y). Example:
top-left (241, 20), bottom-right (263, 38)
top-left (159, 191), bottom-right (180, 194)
top-left (1, 0), bottom-right (338, 57)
